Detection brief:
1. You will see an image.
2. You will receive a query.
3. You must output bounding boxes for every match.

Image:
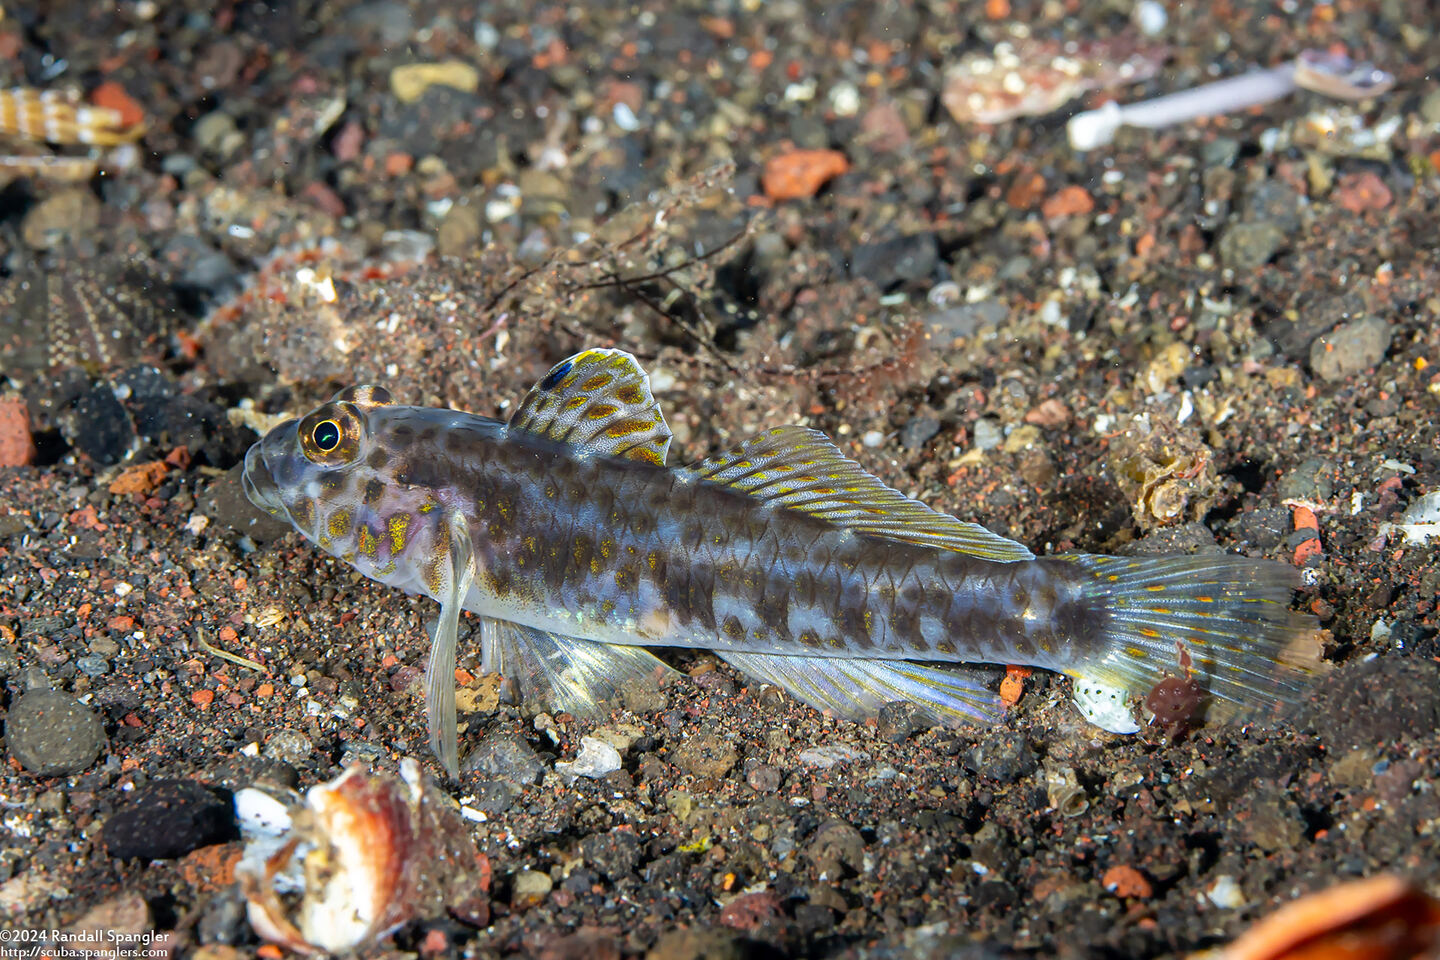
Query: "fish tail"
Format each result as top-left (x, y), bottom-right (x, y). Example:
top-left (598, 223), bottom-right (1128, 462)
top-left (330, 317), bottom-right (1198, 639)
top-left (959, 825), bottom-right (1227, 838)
top-left (1063, 553), bottom-right (1322, 719)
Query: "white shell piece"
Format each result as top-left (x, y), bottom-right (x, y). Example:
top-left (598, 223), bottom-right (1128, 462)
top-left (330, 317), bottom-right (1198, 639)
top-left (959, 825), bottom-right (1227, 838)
top-left (1071, 678), bottom-right (1141, 734)
top-left (555, 736), bottom-right (622, 781)
top-left (234, 787), bottom-right (294, 838)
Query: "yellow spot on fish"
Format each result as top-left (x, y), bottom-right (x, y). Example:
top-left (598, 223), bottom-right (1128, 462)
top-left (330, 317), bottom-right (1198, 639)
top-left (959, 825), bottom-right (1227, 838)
top-left (358, 526), bottom-right (379, 559)
top-left (425, 558), bottom-right (445, 594)
top-left (419, 497), bottom-right (438, 514)
top-left (604, 419), bottom-right (650, 437)
top-left (599, 538), bottom-right (613, 559)
top-left (388, 514), bottom-right (410, 553)
top-left (328, 509), bottom-right (351, 538)
top-left (1197, 596), bottom-right (1214, 603)
top-left (1139, 628), bottom-right (1161, 639)
top-left (587, 402), bottom-right (618, 420)
top-left (580, 374), bottom-right (613, 390)
top-left (1146, 584), bottom-right (1165, 592)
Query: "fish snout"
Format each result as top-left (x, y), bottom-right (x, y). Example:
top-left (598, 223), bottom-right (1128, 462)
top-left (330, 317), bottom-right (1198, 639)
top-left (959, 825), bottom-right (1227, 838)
top-left (241, 441), bottom-right (284, 516)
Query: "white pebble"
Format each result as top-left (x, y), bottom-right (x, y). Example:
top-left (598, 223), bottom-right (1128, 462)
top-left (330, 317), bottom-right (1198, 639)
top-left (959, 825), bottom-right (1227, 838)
top-left (1206, 874), bottom-right (1245, 909)
top-left (861, 430), bottom-right (885, 448)
top-left (612, 102), bottom-right (642, 131)
top-left (797, 744), bottom-right (870, 769)
top-left (555, 736), bottom-right (622, 781)
top-left (829, 82), bottom-right (861, 117)
top-left (1072, 679), bottom-right (1140, 734)
top-left (1133, 0), bottom-right (1168, 35)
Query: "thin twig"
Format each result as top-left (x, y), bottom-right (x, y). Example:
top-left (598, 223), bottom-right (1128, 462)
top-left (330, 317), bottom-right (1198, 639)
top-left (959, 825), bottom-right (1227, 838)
top-left (195, 628), bottom-right (266, 672)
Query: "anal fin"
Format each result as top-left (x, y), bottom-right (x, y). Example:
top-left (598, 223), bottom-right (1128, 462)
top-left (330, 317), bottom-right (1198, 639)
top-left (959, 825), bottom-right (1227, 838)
top-left (479, 619), bottom-right (676, 717)
top-left (717, 651), bottom-right (1003, 726)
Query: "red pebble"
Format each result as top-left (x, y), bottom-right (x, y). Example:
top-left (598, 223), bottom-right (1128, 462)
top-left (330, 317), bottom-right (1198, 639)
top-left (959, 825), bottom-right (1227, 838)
top-left (0, 396), bottom-right (36, 467)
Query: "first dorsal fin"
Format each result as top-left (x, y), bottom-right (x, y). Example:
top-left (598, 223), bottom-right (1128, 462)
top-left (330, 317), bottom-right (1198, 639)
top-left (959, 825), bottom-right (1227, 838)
top-left (680, 425), bottom-right (1034, 561)
top-left (509, 348), bottom-right (672, 466)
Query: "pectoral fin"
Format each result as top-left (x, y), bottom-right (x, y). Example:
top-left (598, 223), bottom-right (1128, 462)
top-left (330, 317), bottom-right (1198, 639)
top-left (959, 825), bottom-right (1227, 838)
top-left (425, 513), bottom-right (475, 777)
top-left (479, 618), bottom-right (675, 717)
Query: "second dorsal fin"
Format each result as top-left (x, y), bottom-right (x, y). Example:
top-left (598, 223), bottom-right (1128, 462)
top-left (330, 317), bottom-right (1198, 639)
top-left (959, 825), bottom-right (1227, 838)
top-left (509, 348), bottom-right (672, 466)
top-left (679, 425), bottom-right (1034, 561)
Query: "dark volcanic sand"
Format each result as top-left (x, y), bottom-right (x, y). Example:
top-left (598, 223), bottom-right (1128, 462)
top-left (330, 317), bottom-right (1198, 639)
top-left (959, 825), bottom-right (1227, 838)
top-left (1, 0), bottom-right (1438, 957)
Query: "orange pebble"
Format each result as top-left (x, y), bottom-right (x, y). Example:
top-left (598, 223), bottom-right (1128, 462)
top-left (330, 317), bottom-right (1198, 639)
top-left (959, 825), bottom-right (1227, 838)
top-left (999, 665), bottom-right (1031, 706)
top-left (90, 81), bottom-right (145, 129)
top-left (1041, 185), bottom-right (1095, 219)
top-left (1292, 505), bottom-right (1319, 532)
top-left (1102, 864), bottom-right (1153, 899)
top-left (762, 149), bottom-right (849, 200)
top-left (385, 151), bottom-right (414, 176)
top-left (1293, 538), bottom-right (1323, 565)
top-left (191, 689), bottom-right (215, 709)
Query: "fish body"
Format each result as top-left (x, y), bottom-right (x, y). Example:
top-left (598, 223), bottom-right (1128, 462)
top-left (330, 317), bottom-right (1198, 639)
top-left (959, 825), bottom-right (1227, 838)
top-left (244, 350), bottom-right (1316, 775)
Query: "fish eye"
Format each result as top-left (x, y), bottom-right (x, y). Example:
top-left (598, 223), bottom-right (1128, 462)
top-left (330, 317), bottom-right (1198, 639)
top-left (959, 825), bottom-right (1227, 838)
top-left (313, 419), bottom-right (342, 451)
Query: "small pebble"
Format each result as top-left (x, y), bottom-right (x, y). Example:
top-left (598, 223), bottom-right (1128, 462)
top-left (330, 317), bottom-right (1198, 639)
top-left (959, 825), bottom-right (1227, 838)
top-left (1310, 317), bottom-right (1391, 382)
top-left (6, 688), bottom-right (107, 776)
top-left (973, 418), bottom-right (1003, 451)
top-left (262, 728), bottom-right (314, 767)
top-left (389, 61), bottom-right (480, 103)
top-left (511, 869), bottom-right (553, 908)
top-left (746, 764), bottom-right (782, 792)
top-left (555, 736), bottom-right (623, 781)
top-left (899, 415), bottom-right (941, 451)
top-left (462, 732), bottom-right (546, 785)
top-left (1218, 221), bottom-right (1285, 270)
top-left (75, 655), bottom-right (111, 678)
top-left (672, 732), bottom-right (738, 778)
top-left (1206, 874), bottom-right (1245, 909)
top-left (876, 701), bottom-right (922, 742)
top-left (578, 829), bottom-right (642, 880)
top-left (797, 744), bottom-right (869, 769)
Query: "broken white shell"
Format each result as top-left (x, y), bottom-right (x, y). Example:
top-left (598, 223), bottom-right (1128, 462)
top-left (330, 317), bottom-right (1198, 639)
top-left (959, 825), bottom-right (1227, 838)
top-left (236, 758), bottom-right (489, 954)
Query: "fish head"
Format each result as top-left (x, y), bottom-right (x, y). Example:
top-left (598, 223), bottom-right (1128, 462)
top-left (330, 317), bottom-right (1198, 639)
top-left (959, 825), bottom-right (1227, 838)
top-left (242, 384), bottom-right (395, 551)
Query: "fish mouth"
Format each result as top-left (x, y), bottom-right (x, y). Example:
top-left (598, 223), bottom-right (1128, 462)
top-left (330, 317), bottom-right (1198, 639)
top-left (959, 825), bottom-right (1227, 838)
top-left (241, 441), bottom-right (285, 517)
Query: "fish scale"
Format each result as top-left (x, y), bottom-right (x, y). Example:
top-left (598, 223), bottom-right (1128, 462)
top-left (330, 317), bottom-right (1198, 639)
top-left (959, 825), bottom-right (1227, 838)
top-left (244, 348), bottom-right (1321, 776)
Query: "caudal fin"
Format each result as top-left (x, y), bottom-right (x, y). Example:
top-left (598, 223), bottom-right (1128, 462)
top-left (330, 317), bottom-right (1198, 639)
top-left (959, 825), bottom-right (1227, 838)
top-left (1063, 553), bottom-right (1323, 719)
